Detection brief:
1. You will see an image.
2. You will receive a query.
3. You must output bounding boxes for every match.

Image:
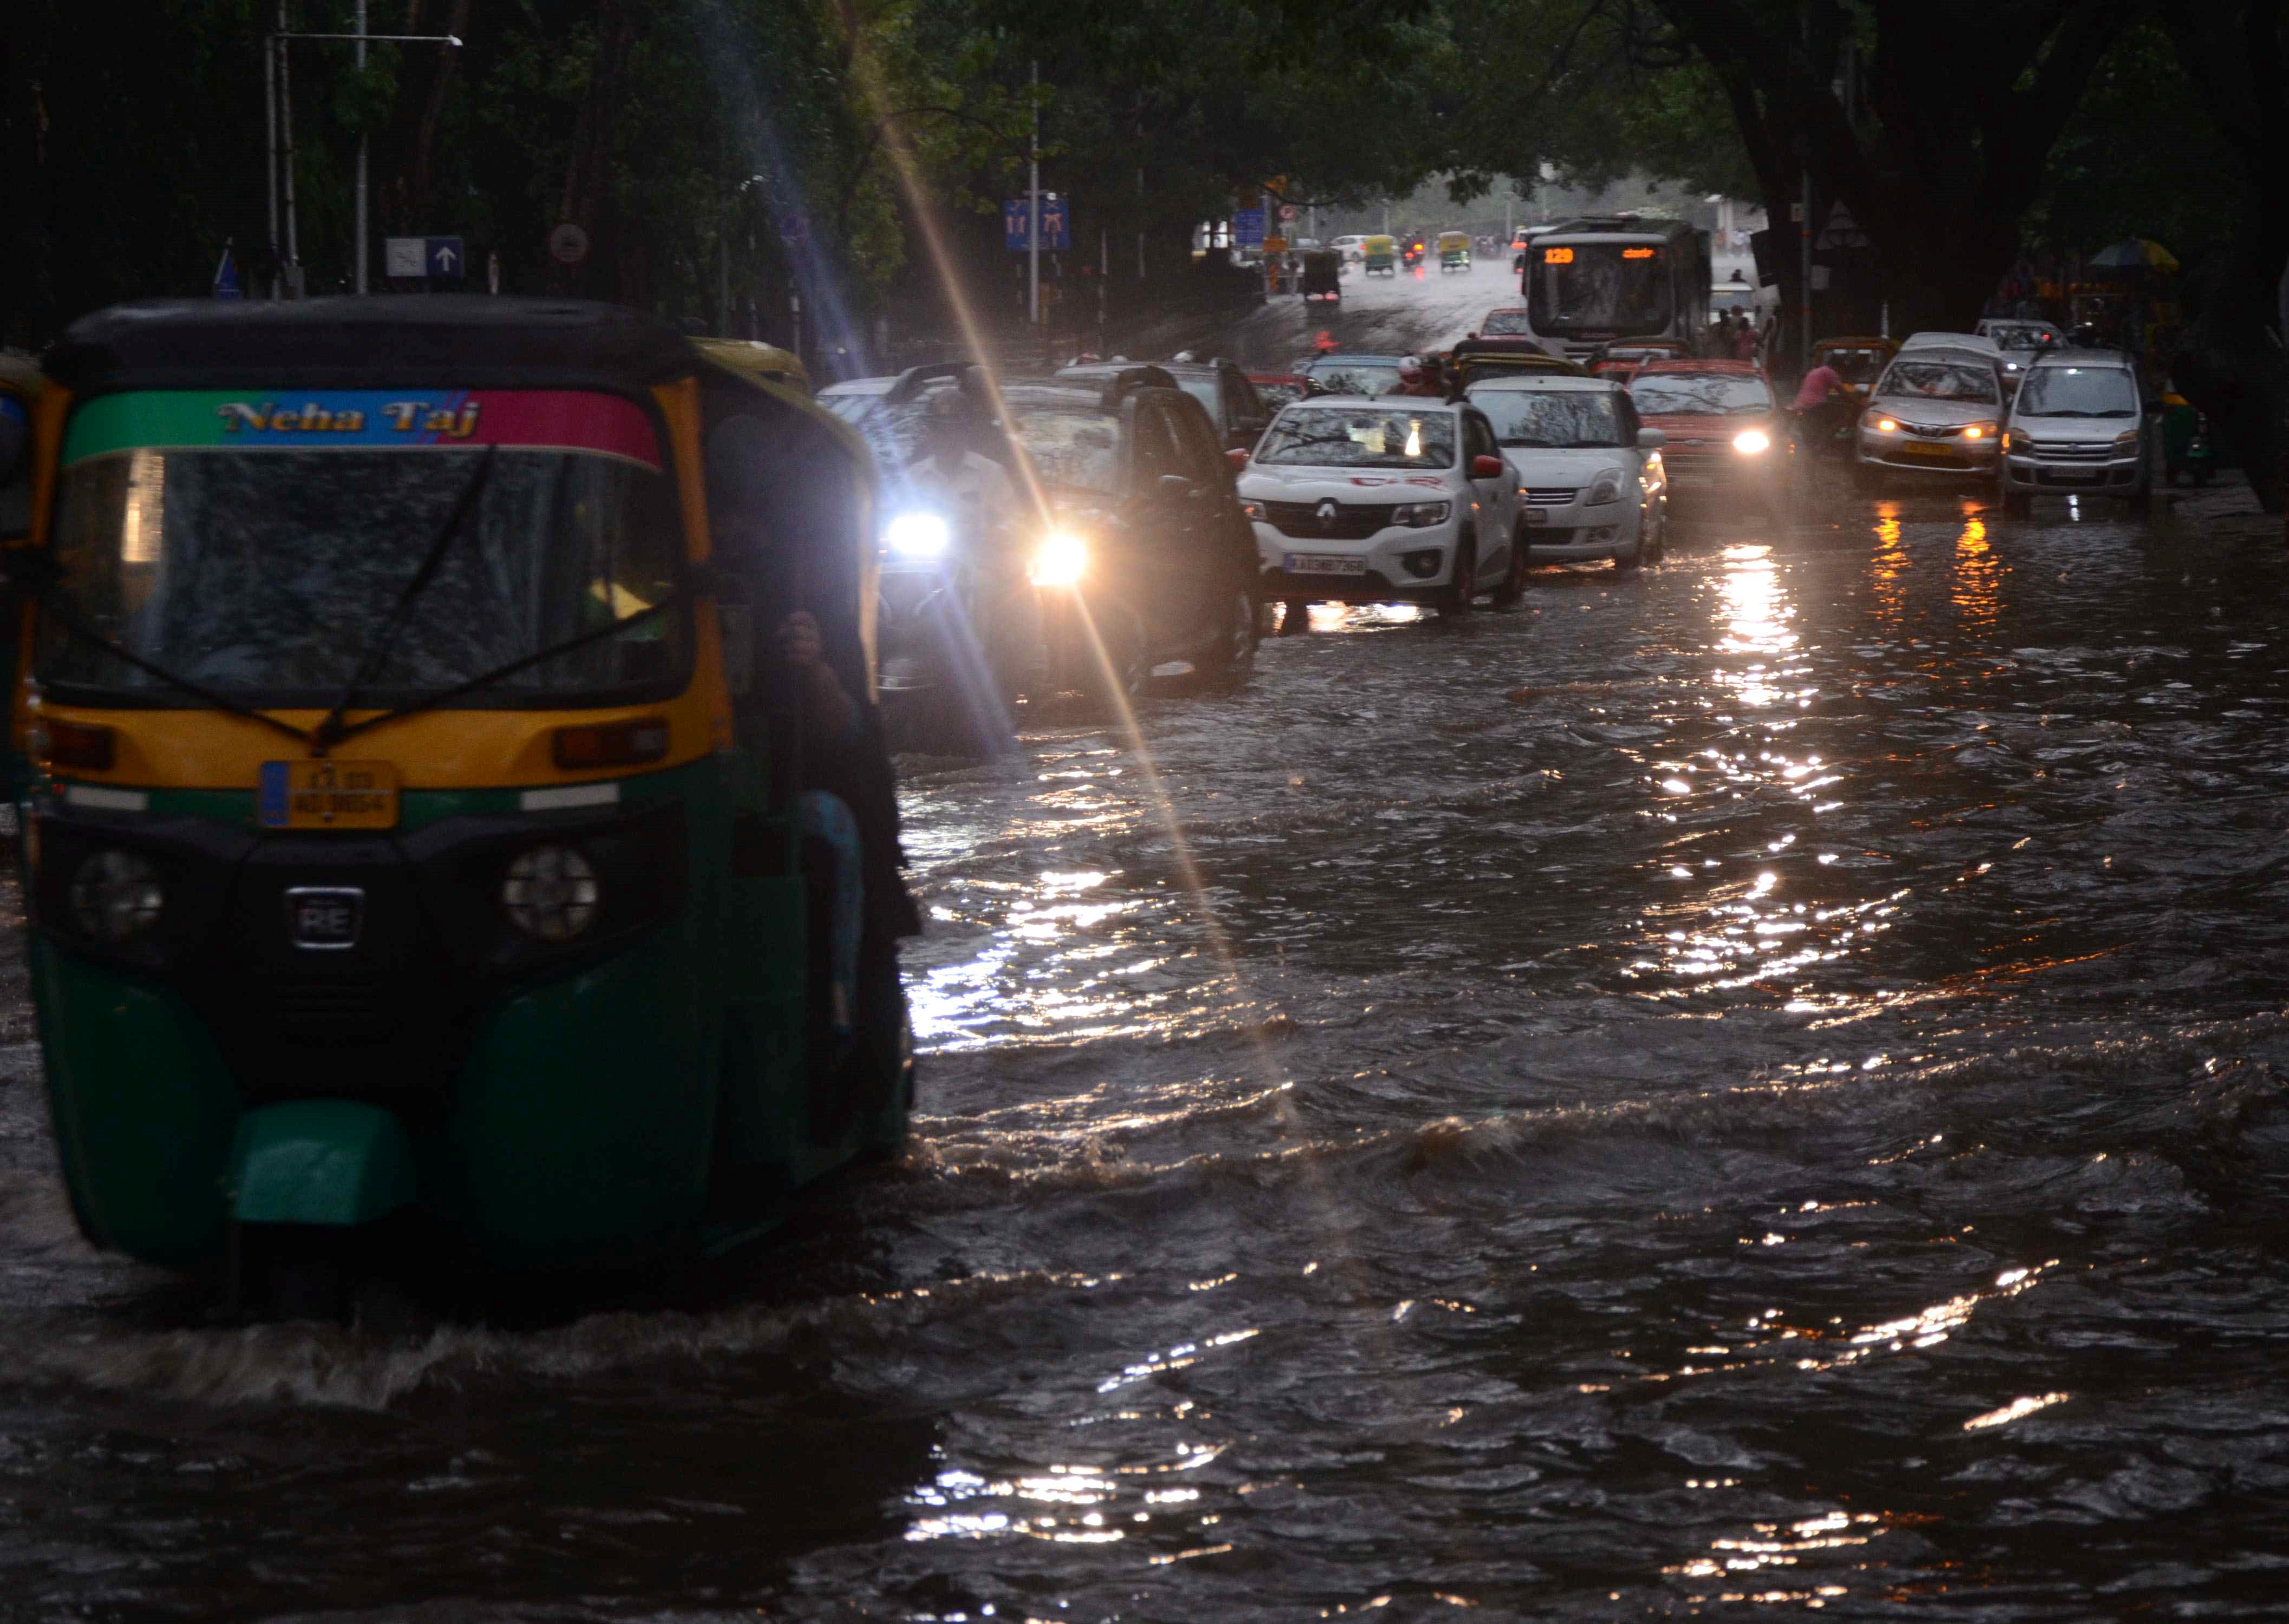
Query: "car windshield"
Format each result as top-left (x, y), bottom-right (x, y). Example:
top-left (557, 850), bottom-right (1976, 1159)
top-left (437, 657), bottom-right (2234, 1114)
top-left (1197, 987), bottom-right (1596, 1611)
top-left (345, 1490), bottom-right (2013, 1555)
top-left (1254, 408), bottom-right (1458, 469)
top-left (1628, 374), bottom-right (1773, 416)
top-left (2016, 366), bottom-right (2139, 417)
top-left (1174, 378), bottom-right (1221, 423)
top-left (1879, 361), bottom-right (1999, 403)
top-left (41, 427), bottom-right (684, 705)
top-left (1008, 404), bottom-right (1122, 493)
top-left (1528, 242), bottom-right (1673, 335)
top-left (1466, 389), bottom-right (1623, 448)
top-left (1988, 325), bottom-right (2057, 351)
top-left (1306, 363), bottom-right (1403, 397)
top-left (1254, 379), bottom-right (1306, 409)
top-left (1481, 310), bottom-right (1533, 336)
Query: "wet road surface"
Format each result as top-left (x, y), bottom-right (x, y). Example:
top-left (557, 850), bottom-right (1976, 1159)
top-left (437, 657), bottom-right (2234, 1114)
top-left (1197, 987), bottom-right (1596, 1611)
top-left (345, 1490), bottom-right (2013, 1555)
top-left (6, 261), bottom-right (2289, 1618)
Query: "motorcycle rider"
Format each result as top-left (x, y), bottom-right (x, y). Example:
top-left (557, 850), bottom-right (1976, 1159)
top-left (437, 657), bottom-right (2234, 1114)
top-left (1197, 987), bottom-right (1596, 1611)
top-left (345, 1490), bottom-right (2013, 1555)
top-left (900, 388), bottom-right (1041, 697)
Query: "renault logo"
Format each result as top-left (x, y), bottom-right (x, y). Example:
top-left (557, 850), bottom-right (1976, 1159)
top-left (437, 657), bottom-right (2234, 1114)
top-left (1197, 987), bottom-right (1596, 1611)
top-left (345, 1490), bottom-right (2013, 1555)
top-left (1316, 499), bottom-right (1340, 532)
top-left (285, 886), bottom-right (364, 951)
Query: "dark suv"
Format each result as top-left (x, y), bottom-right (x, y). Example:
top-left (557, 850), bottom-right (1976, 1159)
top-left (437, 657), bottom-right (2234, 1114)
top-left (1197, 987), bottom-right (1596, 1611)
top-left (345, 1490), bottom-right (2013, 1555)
top-left (972, 366), bottom-right (1262, 697)
top-left (1058, 357), bottom-right (1272, 453)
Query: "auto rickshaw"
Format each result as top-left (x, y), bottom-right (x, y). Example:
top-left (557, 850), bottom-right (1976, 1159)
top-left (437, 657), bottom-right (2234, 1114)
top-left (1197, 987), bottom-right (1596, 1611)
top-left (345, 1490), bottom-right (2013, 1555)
top-left (1811, 335), bottom-right (1898, 404)
top-left (1301, 249), bottom-right (1343, 303)
top-left (1447, 338), bottom-right (1587, 388)
top-left (1363, 235), bottom-right (1397, 277)
top-left (11, 297), bottom-right (917, 1301)
top-left (1437, 232), bottom-right (1472, 273)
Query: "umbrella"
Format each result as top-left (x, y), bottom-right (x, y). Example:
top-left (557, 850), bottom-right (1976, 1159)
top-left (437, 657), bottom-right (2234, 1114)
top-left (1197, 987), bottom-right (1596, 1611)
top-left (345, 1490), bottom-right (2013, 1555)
top-left (2088, 238), bottom-right (2180, 273)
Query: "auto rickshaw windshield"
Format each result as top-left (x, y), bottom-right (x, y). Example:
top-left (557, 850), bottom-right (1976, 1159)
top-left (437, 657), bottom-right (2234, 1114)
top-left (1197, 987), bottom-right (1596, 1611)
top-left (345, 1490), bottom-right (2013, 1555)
top-left (40, 436), bottom-right (687, 705)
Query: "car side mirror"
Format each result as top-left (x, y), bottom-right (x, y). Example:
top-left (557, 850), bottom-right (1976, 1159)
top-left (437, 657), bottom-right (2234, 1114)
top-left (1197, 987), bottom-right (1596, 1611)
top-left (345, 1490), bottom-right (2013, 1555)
top-left (1225, 447), bottom-right (1250, 471)
top-left (1470, 454), bottom-right (1504, 478)
top-left (1637, 428), bottom-right (1666, 449)
top-left (1157, 473), bottom-right (1196, 498)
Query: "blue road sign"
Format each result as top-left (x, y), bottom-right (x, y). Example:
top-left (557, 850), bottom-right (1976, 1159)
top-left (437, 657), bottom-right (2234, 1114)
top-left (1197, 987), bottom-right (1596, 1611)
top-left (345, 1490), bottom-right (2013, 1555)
top-left (425, 237), bottom-right (466, 279)
top-left (1004, 197), bottom-right (1072, 252)
top-left (1232, 208), bottom-right (1266, 247)
top-left (212, 244), bottom-right (242, 300)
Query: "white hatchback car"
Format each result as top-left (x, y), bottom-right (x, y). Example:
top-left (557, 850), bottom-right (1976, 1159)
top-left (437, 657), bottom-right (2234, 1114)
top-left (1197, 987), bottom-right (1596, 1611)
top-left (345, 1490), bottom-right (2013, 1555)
top-left (1329, 234), bottom-right (1369, 264)
top-left (1998, 348), bottom-right (2153, 516)
top-left (1237, 396), bottom-right (1525, 613)
top-left (1463, 375), bottom-right (1668, 568)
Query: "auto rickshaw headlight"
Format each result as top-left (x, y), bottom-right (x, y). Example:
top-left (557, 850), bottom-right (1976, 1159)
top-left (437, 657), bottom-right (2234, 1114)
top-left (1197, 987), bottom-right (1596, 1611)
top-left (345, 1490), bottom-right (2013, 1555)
top-left (70, 849), bottom-right (165, 944)
top-left (1030, 533), bottom-right (1089, 587)
top-left (502, 845), bottom-right (600, 941)
top-left (1732, 428), bottom-right (1771, 455)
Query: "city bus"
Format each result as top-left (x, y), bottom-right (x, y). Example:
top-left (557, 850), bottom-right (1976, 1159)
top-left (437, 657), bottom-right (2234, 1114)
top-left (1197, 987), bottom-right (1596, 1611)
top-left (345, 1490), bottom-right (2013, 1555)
top-left (1514, 216), bottom-right (1711, 362)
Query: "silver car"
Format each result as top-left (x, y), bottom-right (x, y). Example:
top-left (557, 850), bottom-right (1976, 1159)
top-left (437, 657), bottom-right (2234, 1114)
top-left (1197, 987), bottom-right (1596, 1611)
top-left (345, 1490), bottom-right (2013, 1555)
top-left (1854, 346), bottom-right (2006, 489)
top-left (1998, 348), bottom-right (2152, 516)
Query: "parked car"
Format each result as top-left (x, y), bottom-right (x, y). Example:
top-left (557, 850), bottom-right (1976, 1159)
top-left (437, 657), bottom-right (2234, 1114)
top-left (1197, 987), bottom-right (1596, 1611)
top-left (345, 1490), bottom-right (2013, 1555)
top-left (1854, 344), bottom-right (2006, 489)
top-left (1464, 374), bottom-right (1669, 570)
top-left (1997, 347), bottom-right (2153, 516)
top-left (1058, 357), bottom-right (1272, 453)
top-left (1626, 359), bottom-right (1795, 514)
top-left (1237, 396), bottom-right (1525, 614)
top-left (1329, 234), bottom-right (1369, 264)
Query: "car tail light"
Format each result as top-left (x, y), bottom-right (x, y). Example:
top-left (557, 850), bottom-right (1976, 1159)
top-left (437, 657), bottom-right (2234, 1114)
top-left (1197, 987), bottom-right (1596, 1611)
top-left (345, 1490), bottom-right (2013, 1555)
top-left (551, 717), bottom-right (670, 771)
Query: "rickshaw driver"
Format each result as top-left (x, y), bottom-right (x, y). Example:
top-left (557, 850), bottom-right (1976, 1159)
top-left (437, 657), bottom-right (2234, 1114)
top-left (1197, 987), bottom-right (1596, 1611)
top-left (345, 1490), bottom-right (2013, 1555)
top-left (704, 415), bottom-right (923, 1050)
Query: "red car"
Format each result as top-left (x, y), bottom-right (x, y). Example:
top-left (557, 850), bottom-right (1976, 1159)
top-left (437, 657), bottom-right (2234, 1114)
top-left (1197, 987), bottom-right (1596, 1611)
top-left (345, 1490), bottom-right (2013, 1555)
top-left (1625, 359), bottom-right (1795, 511)
top-left (1590, 338), bottom-right (1696, 378)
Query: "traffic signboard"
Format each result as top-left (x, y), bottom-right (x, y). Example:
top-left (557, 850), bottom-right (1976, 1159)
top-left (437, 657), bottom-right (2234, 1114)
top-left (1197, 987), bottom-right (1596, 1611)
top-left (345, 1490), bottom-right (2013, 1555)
top-left (548, 222), bottom-right (591, 265)
top-left (1232, 208), bottom-right (1266, 247)
top-left (212, 244), bottom-right (242, 301)
top-left (1004, 196), bottom-right (1071, 252)
top-left (385, 235), bottom-right (467, 278)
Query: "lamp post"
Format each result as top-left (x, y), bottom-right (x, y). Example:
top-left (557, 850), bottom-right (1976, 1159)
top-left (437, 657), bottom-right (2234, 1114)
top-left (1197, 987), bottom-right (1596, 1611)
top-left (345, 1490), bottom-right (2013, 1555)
top-left (268, 16), bottom-right (463, 297)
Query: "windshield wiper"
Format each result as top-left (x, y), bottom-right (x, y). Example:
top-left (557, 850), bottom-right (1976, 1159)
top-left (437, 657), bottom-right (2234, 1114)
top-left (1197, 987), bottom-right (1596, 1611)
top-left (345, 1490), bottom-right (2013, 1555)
top-left (1502, 437), bottom-right (1558, 447)
top-left (321, 597), bottom-right (678, 748)
top-left (41, 596), bottom-right (316, 748)
top-left (312, 445), bottom-right (496, 751)
top-left (2032, 408), bottom-right (2102, 416)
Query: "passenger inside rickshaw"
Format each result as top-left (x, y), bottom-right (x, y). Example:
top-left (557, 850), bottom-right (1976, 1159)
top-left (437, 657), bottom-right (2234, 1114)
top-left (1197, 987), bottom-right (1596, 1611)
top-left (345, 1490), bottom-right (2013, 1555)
top-left (701, 385), bottom-right (921, 1059)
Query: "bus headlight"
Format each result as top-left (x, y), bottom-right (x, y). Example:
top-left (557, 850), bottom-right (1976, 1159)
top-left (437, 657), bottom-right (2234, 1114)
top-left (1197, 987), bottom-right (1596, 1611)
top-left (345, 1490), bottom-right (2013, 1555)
top-left (1030, 533), bottom-right (1089, 587)
top-left (70, 849), bottom-right (165, 944)
top-left (1732, 428), bottom-right (1771, 455)
top-left (884, 512), bottom-right (952, 558)
top-left (502, 845), bottom-right (600, 941)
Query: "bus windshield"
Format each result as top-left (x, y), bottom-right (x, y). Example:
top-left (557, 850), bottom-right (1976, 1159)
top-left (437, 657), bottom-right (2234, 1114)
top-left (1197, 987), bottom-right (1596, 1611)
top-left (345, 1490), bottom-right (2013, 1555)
top-left (1528, 243), bottom-right (1673, 337)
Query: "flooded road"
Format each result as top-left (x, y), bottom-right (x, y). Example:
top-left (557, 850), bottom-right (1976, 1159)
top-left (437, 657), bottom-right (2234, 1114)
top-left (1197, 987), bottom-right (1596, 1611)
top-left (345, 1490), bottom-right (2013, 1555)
top-left (6, 465), bottom-right (2289, 1619)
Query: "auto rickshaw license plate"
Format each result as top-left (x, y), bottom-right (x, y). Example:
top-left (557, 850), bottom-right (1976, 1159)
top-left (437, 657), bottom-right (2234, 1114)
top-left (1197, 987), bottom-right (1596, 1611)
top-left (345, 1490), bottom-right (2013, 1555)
top-left (258, 760), bottom-right (400, 830)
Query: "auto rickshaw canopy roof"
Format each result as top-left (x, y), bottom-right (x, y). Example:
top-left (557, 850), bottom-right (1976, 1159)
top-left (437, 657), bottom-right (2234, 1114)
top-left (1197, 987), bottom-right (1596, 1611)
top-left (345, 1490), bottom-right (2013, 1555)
top-left (46, 297), bottom-right (701, 395)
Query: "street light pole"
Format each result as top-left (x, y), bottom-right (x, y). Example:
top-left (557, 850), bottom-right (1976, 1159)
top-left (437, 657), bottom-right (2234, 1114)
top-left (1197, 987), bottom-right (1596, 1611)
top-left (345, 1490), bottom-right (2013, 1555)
top-left (355, 0), bottom-right (367, 295)
top-left (1028, 60), bottom-right (1041, 331)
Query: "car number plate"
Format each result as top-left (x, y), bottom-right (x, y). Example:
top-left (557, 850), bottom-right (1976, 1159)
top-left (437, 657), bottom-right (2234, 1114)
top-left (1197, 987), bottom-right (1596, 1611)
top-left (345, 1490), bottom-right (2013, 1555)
top-left (1896, 440), bottom-right (1954, 459)
top-left (258, 759), bottom-right (400, 830)
top-left (1284, 553), bottom-right (1367, 575)
top-left (1522, 508), bottom-right (1550, 526)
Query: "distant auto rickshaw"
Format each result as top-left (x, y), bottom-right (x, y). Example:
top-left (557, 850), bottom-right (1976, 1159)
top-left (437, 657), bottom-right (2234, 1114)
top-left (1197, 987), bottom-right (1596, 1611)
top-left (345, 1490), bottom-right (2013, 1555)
top-left (1437, 232), bottom-right (1472, 273)
top-left (14, 297), bottom-right (917, 1304)
top-left (1363, 235), bottom-right (1397, 277)
top-left (1301, 249), bottom-right (1343, 303)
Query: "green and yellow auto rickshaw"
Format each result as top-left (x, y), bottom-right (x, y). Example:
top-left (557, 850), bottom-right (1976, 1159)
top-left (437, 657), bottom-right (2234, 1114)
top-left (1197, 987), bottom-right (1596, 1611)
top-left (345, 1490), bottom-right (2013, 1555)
top-left (12, 297), bottom-right (915, 1302)
top-left (1437, 231), bottom-right (1472, 273)
top-left (1362, 235), bottom-right (1397, 277)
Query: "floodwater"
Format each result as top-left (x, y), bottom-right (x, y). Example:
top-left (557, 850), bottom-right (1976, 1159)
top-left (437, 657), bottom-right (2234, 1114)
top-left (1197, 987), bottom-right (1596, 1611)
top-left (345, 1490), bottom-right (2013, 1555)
top-left (5, 466), bottom-right (2289, 1621)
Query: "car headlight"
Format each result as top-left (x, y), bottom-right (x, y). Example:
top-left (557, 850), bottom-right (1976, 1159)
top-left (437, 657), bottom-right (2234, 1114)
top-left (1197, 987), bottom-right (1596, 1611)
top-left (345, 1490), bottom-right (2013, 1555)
top-left (1961, 422), bottom-right (1997, 440)
top-left (1240, 499), bottom-right (1267, 522)
top-left (70, 849), bottom-right (164, 944)
top-left (1030, 532), bottom-right (1089, 587)
top-left (2114, 429), bottom-right (2142, 451)
top-left (1732, 428), bottom-right (1771, 455)
top-left (502, 844), bottom-right (599, 941)
top-left (884, 512), bottom-right (952, 559)
top-left (1869, 416), bottom-right (1899, 433)
top-left (1390, 501), bottom-right (1451, 528)
top-left (1584, 470), bottom-right (1624, 506)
